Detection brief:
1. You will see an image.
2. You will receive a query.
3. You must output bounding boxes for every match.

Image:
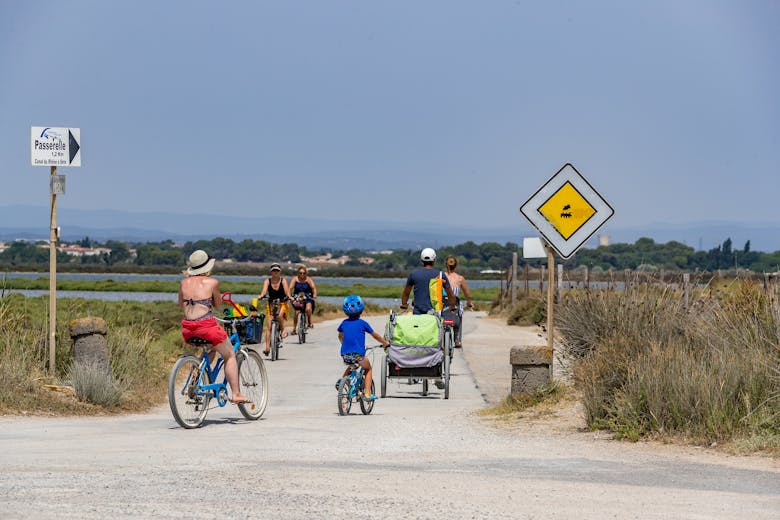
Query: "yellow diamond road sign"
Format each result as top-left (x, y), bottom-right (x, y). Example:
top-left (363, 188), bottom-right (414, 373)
top-left (520, 163), bottom-right (614, 259)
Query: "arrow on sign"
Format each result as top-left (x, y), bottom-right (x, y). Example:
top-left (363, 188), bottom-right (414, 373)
top-left (68, 130), bottom-right (80, 165)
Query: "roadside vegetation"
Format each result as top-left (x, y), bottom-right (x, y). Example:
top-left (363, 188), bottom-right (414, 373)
top-left (0, 294), bottom-right (349, 415)
top-left (555, 279), bottom-right (780, 455)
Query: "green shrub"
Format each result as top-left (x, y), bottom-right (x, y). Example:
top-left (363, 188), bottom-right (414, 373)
top-left (507, 297), bottom-right (546, 326)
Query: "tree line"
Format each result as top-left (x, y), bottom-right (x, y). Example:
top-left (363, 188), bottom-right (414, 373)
top-left (1, 236), bottom-right (779, 273)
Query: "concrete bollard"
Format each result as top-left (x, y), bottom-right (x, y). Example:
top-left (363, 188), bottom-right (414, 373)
top-left (510, 345), bottom-right (552, 396)
top-left (69, 317), bottom-right (109, 371)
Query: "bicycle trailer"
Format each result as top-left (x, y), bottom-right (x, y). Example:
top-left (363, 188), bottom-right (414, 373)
top-left (380, 311), bottom-right (451, 399)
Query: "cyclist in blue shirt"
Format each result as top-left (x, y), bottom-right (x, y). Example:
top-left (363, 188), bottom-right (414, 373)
top-left (337, 295), bottom-right (390, 401)
top-left (400, 247), bottom-right (458, 315)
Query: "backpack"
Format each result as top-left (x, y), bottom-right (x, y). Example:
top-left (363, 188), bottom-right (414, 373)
top-left (428, 271), bottom-right (444, 313)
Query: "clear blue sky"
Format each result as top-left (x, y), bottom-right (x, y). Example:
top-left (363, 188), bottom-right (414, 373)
top-left (1, 1), bottom-right (778, 233)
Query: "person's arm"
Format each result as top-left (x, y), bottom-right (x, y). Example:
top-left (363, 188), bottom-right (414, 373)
top-left (461, 276), bottom-right (473, 308)
top-left (400, 285), bottom-right (412, 309)
top-left (338, 331), bottom-right (344, 343)
top-left (258, 279), bottom-right (269, 299)
top-left (282, 279), bottom-right (292, 299)
top-left (211, 278), bottom-right (222, 309)
top-left (370, 330), bottom-right (390, 348)
top-left (308, 277), bottom-right (317, 298)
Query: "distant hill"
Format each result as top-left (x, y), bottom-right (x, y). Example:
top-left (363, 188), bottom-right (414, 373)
top-left (1, 205), bottom-right (779, 253)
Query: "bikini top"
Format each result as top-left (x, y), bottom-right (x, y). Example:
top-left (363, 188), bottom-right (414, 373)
top-left (183, 297), bottom-right (213, 321)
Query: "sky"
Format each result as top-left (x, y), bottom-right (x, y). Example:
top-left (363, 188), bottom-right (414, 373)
top-left (1, 1), bottom-right (778, 237)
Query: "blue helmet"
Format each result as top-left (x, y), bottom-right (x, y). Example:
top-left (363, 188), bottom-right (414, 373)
top-left (342, 295), bottom-right (365, 316)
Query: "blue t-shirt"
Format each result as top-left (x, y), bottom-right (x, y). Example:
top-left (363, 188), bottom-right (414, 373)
top-left (405, 268), bottom-right (451, 314)
top-left (337, 317), bottom-right (374, 356)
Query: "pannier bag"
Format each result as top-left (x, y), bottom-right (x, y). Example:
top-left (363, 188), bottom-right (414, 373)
top-left (244, 314), bottom-right (265, 344)
top-left (386, 313), bottom-right (442, 368)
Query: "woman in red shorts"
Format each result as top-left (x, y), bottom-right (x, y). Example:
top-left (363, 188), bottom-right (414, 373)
top-left (178, 250), bottom-right (250, 404)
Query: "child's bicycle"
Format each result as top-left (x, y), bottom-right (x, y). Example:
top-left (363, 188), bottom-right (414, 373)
top-left (336, 346), bottom-right (382, 416)
top-left (168, 315), bottom-right (269, 429)
top-left (260, 295), bottom-right (288, 361)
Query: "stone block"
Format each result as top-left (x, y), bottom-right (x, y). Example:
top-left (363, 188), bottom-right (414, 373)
top-left (510, 345), bottom-right (551, 396)
top-left (69, 317), bottom-right (109, 371)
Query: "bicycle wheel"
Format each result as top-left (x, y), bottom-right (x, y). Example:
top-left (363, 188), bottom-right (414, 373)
top-left (380, 357), bottom-right (387, 398)
top-left (443, 338), bottom-right (451, 400)
top-left (297, 313), bottom-right (306, 344)
top-left (168, 355), bottom-right (211, 429)
top-left (270, 321), bottom-right (279, 361)
top-left (237, 350), bottom-right (269, 420)
top-left (337, 378), bottom-right (352, 416)
top-left (359, 379), bottom-right (376, 415)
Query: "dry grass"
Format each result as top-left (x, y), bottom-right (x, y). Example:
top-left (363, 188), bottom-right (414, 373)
top-left (556, 280), bottom-right (780, 451)
top-left (0, 295), bottom-right (182, 415)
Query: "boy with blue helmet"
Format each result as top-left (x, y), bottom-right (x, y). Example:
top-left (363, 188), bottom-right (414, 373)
top-left (337, 295), bottom-right (390, 401)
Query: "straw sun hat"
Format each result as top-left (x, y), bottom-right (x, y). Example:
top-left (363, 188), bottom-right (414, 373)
top-left (186, 250), bottom-right (215, 276)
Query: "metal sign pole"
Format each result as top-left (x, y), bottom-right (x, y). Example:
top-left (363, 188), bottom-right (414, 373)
top-left (546, 245), bottom-right (555, 381)
top-left (49, 165), bottom-right (57, 374)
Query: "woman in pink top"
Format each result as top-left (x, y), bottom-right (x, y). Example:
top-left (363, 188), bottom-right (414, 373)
top-left (443, 255), bottom-right (473, 348)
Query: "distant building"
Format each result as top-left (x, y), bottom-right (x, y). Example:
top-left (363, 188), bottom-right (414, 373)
top-left (598, 234), bottom-right (610, 247)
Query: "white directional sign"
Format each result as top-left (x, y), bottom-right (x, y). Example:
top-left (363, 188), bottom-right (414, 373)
top-left (520, 163), bottom-right (613, 259)
top-left (31, 127), bottom-right (81, 167)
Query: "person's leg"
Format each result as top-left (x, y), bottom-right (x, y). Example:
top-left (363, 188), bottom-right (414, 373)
top-left (305, 302), bottom-right (313, 328)
top-left (212, 339), bottom-right (249, 402)
top-left (263, 309), bottom-right (272, 354)
top-left (359, 358), bottom-right (373, 397)
top-left (279, 308), bottom-right (288, 338)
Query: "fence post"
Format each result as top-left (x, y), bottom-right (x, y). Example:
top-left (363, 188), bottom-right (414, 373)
top-left (512, 252), bottom-right (518, 305)
top-left (540, 265), bottom-right (545, 296)
top-left (584, 265), bottom-right (589, 290)
top-left (557, 263), bottom-right (563, 302)
top-left (683, 273), bottom-right (690, 310)
top-left (524, 264), bottom-right (529, 296)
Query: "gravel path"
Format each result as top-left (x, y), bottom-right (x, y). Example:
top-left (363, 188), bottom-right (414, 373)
top-left (1, 313), bottom-right (778, 519)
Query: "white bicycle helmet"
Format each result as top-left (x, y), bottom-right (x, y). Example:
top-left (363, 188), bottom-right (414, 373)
top-left (420, 247), bottom-right (436, 262)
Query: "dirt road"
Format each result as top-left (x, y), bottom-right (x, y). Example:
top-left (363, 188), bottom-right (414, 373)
top-left (1, 313), bottom-right (778, 519)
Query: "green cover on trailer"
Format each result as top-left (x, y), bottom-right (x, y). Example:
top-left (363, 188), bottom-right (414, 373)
top-left (387, 313), bottom-right (440, 347)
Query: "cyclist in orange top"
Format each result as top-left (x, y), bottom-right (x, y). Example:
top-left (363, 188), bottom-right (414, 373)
top-left (258, 263), bottom-right (292, 355)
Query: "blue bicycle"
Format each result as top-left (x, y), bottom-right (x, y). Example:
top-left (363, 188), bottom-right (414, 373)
top-left (168, 315), bottom-right (269, 429)
top-left (337, 346), bottom-right (381, 416)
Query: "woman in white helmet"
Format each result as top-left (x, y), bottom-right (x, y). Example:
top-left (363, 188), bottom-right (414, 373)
top-left (400, 248), bottom-right (457, 315)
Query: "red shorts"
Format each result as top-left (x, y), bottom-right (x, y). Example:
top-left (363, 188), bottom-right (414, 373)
top-left (181, 317), bottom-right (228, 346)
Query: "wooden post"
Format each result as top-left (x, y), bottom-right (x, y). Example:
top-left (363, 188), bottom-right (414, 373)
top-left (539, 264), bottom-right (545, 296)
top-left (546, 246), bottom-right (555, 381)
top-left (49, 165), bottom-right (58, 374)
top-left (511, 252), bottom-right (518, 305)
top-left (557, 263), bottom-right (563, 302)
top-left (683, 272), bottom-right (690, 310)
top-left (524, 264), bottom-right (529, 296)
top-left (584, 265), bottom-right (589, 290)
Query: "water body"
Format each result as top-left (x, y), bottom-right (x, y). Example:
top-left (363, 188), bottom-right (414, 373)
top-left (2, 272), bottom-right (501, 289)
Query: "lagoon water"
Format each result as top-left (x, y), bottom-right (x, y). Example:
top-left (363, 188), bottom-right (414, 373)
top-left (3, 272), bottom-right (501, 288)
